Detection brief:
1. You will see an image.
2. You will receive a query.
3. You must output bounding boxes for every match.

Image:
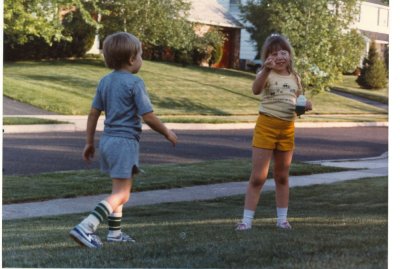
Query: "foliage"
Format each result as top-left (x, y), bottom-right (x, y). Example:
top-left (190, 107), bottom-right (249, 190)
top-left (99, 0), bottom-right (193, 51)
top-left (240, 0), bottom-right (365, 94)
top-left (191, 28), bottom-right (226, 66)
top-left (4, 7), bottom-right (97, 60)
top-left (357, 41), bottom-right (388, 89)
top-left (98, 0), bottom-right (225, 65)
top-left (384, 45), bottom-right (389, 72)
top-left (4, 0), bottom-right (98, 46)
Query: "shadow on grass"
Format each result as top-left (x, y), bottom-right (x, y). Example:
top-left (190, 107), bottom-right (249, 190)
top-left (149, 95), bottom-right (232, 115)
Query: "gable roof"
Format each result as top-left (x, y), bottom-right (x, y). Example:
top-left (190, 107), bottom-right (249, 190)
top-left (186, 0), bottom-right (243, 28)
top-left (364, 0), bottom-right (389, 6)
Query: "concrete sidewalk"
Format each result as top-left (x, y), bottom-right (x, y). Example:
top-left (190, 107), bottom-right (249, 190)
top-left (2, 153), bottom-right (388, 220)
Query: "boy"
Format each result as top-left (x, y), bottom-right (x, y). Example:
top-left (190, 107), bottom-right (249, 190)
top-left (69, 32), bottom-right (177, 248)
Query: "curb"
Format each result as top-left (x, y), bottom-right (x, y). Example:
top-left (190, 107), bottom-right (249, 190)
top-left (3, 116), bottom-right (389, 134)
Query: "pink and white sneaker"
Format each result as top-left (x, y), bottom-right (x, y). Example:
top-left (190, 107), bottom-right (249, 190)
top-left (235, 222), bottom-right (252, 231)
top-left (276, 221), bottom-right (292, 229)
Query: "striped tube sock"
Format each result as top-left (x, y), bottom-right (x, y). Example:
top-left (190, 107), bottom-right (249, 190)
top-left (108, 212), bottom-right (123, 238)
top-left (79, 200), bottom-right (113, 233)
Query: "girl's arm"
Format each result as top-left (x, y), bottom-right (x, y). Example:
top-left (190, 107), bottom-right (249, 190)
top-left (83, 108), bottom-right (101, 162)
top-left (252, 67), bottom-right (270, 95)
top-left (142, 112), bottom-right (177, 146)
top-left (253, 57), bottom-right (275, 95)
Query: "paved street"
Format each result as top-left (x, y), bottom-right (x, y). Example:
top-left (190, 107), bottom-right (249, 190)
top-left (3, 127), bottom-right (388, 176)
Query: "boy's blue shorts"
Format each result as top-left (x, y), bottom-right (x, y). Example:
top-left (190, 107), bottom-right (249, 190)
top-left (99, 135), bottom-right (140, 179)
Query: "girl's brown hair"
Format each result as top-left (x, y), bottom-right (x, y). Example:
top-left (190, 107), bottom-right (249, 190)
top-left (261, 33), bottom-right (302, 92)
top-left (102, 32), bottom-right (141, 70)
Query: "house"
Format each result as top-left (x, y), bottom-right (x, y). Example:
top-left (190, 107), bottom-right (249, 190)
top-left (351, 0), bottom-right (389, 59)
top-left (186, 0), bottom-right (243, 68)
top-left (217, 0), bottom-right (258, 69)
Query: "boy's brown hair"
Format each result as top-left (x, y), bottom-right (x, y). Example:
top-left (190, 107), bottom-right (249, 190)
top-left (102, 32), bottom-right (141, 70)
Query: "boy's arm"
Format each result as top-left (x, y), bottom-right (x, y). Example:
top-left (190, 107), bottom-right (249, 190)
top-left (142, 112), bottom-right (177, 146)
top-left (83, 108), bottom-right (101, 162)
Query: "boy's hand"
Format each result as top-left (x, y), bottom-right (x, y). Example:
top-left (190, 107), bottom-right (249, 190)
top-left (305, 100), bottom-right (313, 111)
top-left (83, 144), bottom-right (95, 163)
top-left (165, 130), bottom-right (177, 147)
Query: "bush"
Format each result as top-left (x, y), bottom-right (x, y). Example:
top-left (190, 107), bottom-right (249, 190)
top-left (356, 41), bottom-right (387, 89)
top-left (4, 9), bottom-right (95, 61)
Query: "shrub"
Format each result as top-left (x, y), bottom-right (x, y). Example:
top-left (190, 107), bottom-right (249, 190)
top-left (356, 41), bottom-right (387, 89)
top-left (4, 9), bottom-right (95, 61)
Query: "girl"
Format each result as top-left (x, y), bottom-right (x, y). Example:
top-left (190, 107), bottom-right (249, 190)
top-left (236, 34), bottom-right (312, 231)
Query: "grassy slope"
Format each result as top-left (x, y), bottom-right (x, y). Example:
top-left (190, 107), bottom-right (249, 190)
top-left (3, 60), bottom-right (387, 117)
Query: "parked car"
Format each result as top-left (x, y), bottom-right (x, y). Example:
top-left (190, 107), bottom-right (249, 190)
top-left (246, 59), bottom-right (263, 73)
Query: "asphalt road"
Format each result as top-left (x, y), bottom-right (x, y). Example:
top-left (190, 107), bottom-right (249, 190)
top-left (3, 127), bottom-right (388, 176)
top-left (3, 96), bottom-right (57, 115)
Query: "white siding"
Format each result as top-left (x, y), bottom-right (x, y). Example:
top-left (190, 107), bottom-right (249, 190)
top-left (219, 0), bottom-right (258, 60)
top-left (352, 1), bottom-right (389, 35)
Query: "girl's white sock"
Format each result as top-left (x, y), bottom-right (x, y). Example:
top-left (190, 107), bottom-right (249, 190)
top-left (242, 209), bottom-right (255, 227)
top-left (276, 207), bottom-right (288, 224)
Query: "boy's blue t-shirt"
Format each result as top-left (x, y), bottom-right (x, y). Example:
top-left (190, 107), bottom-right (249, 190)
top-left (92, 70), bottom-right (153, 141)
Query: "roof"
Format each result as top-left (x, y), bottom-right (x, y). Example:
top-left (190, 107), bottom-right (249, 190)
top-left (186, 0), bottom-right (243, 29)
top-left (363, 0), bottom-right (389, 6)
top-left (359, 30), bottom-right (389, 42)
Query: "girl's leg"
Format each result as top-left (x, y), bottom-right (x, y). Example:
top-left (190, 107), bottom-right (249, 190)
top-left (273, 150), bottom-right (293, 227)
top-left (244, 147), bottom-right (273, 210)
top-left (237, 147), bottom-right (273, 229)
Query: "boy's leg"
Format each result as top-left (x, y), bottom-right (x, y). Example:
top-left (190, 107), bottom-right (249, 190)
top-left (69, 200), bottom-right (113, 248)
top-left (273, 150), bottom-right (293, 228)
top-left (108, 205), bottom-right (123, 238)
top-left (237, 147), bottom-right (273, 230)
top-left (106, 178), bottom-right (135, 242)
top-left (70, 178), bottom-right (132, 247)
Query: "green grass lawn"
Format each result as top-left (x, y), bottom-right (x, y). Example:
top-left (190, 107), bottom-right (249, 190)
top-left (2, 159), bottom-right (348, 204)
top-left (2, 177), bottom-right (387, 268)
top-left (3, 117), bottom-right (67, 125)
top-left (332, 75), bottom-right (388, 104)
top-left (3, 60), bottom-right (387, 118)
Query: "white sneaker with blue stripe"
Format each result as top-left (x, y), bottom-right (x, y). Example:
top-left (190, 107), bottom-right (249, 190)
top-left (107, 232), bottom-right (136, 243)
top-left (69, 225), bottom-right (103, 248)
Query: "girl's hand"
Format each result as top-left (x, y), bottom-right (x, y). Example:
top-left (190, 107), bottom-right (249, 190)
top-left (264, 56), bottom-right (276, 70)
top-left (83, 144), bottom-right (95, 163)
top-left (305, 100), bottom-right (313, 111)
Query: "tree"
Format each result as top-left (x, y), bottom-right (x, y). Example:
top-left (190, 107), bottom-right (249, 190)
top-left (98, 0), bottom-right (225, 64)
top-left (98, 0), bottom-right (195, 52)
top-left (4, 0), bottom-right (98, 46)
top-left (240, 0), bottom-right (365, 94)
top-left (357, 41), bottom-right (388, 89)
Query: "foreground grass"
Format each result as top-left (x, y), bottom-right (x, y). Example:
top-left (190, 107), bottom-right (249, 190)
top-left (2, 177), bottom-right (387, 268)
top-left (2, 159), bottom-right (348, 204)
top-left (3, 60), bottom-right (387, 117)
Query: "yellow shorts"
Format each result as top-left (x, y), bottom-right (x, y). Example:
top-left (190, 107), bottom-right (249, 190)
top-left (252, 114), bottom-right (295, 151)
